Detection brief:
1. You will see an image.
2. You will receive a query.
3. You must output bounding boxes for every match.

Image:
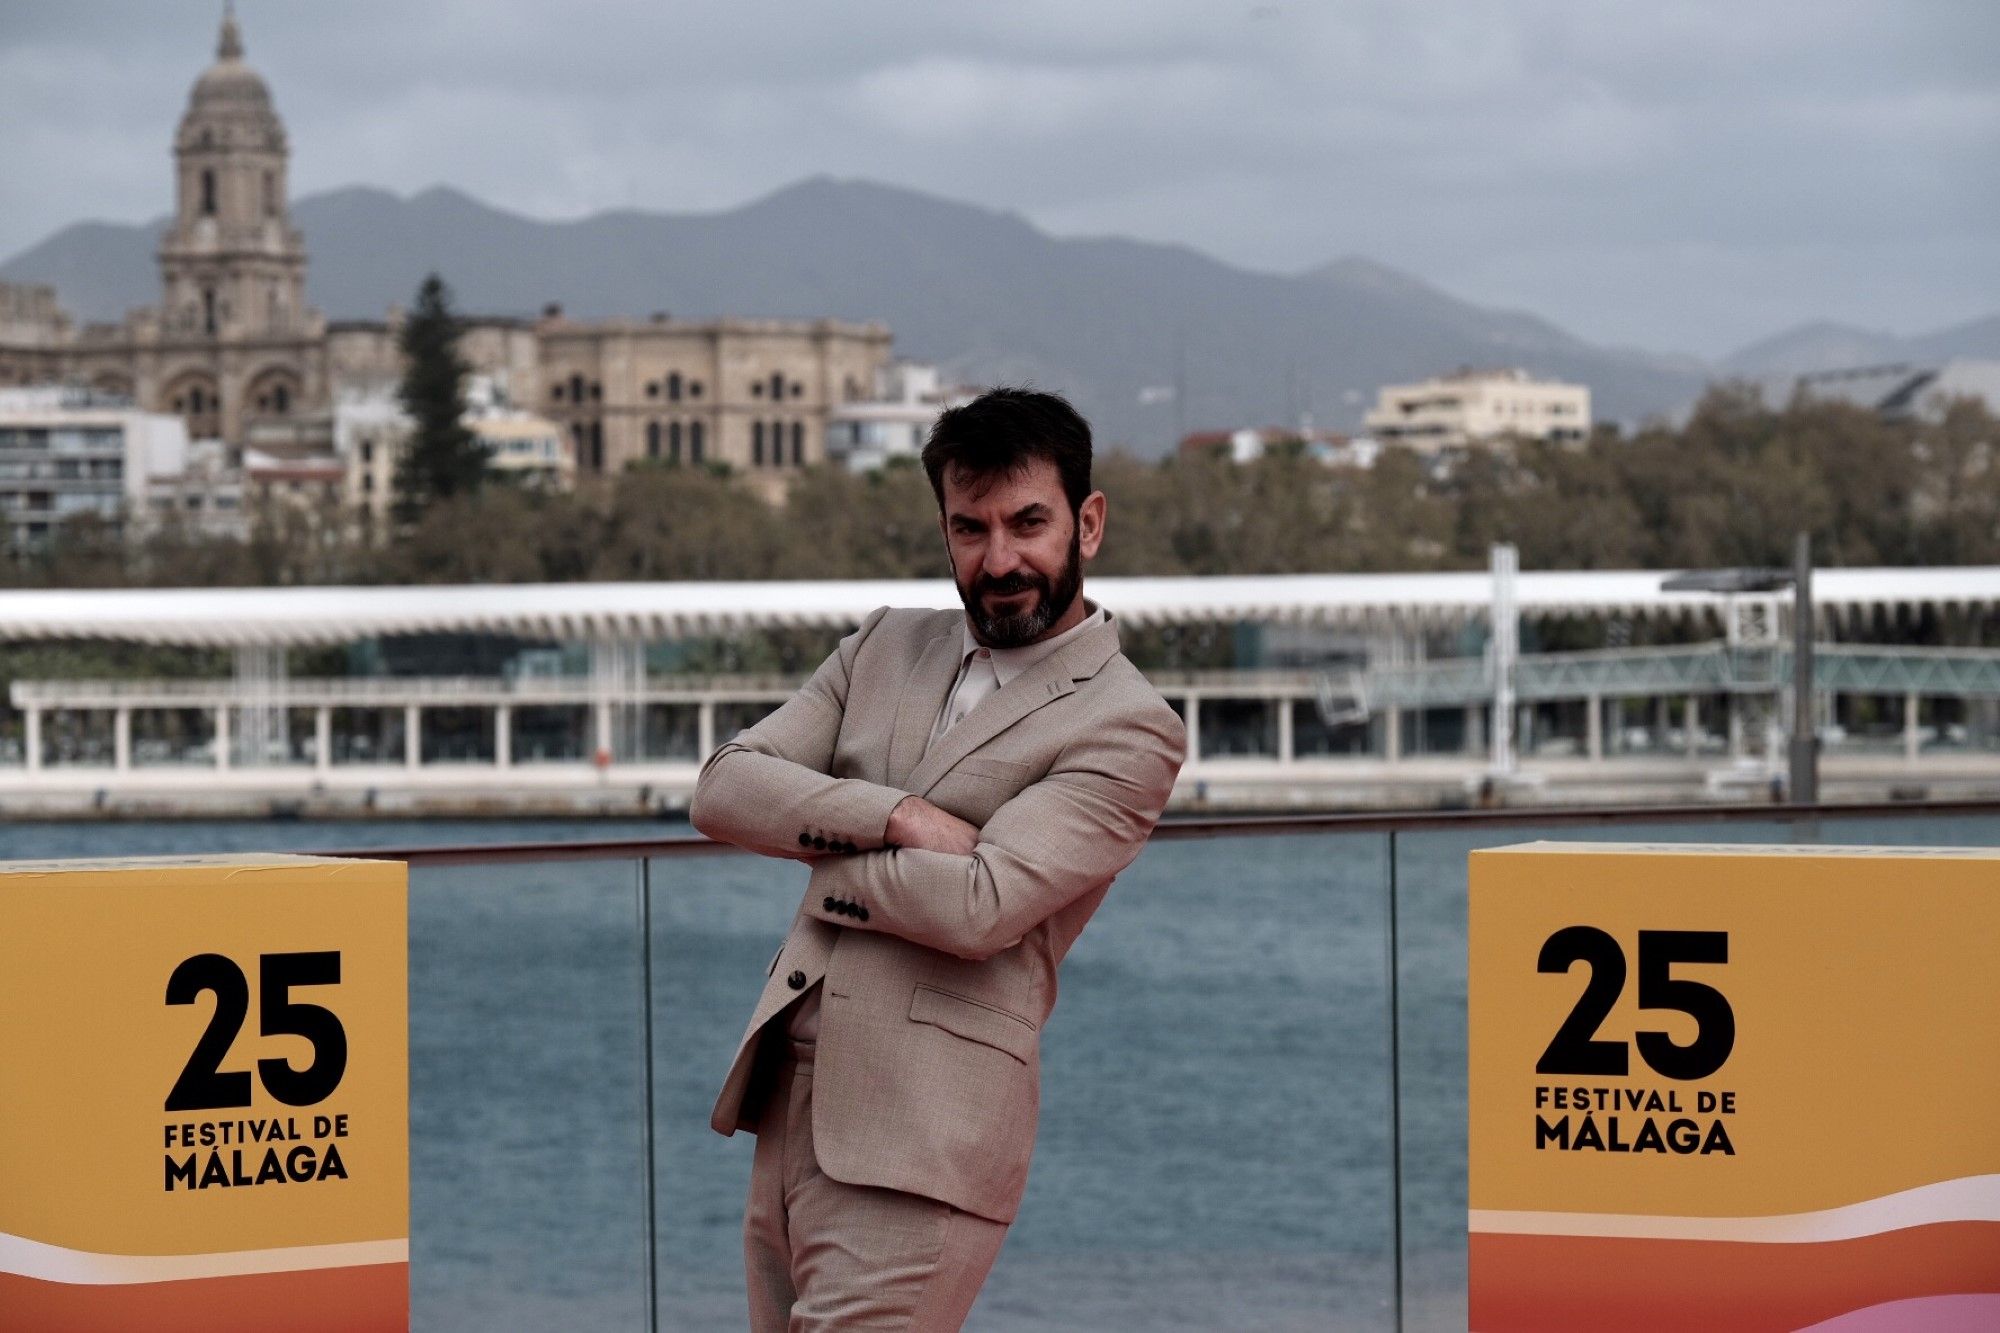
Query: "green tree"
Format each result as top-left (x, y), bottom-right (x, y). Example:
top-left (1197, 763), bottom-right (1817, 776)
top-left (391, 274), bottom-right (486, 524)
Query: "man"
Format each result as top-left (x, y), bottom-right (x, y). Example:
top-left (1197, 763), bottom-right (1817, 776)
top-left (690, 387), bottom-right (1186, 1331)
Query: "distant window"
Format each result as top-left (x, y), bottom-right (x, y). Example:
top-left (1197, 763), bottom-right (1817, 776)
top-left (770, 421), bottom-right (785, 467)
top-left (689, 420), bottom-right (704, 462)
top-left (667, 372), bottom-right (682, 402)
top-left (645, 381), bottom-right (658, 398)
top-left (791, 380), bottom-right (804, 399)
top-left (752, 421), bottom-right (764, 466)
top-left (569, 373), bottom-right (585, 404)
top-left (201, 169), bottom-right (217, 217)
top-left (590, 420), bottom-right (603, 470)
top-left (202, 289), bottom-right (217, 336)
top-left (769, 372), bottom-right (784, 401)
top-left (668, 421), bottom-right (682, 461)
top-left (590, 381), bottom-right (602, 401)
top-left (273, 384), bottom-right (290, 414)
top-left (263, 171), bottom-right (276, 218)
top-left (689, 381), bottom-right (703, 399)
top-left (552, 383), bottom-right (565, 402)
top-left (360, 440), bottom-right (373, 464)
top-left (751, 381), bottom-right (763, 398)
top-left (645, 420), bottom-right (660, 459)
top-left (791, 421), bottom-right (803, 465)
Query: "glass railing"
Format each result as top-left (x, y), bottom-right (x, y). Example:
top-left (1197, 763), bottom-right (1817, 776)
top-left (87, 801), bottom-right (1978, 1331)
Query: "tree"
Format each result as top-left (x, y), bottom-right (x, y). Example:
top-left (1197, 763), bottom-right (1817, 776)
top-left (392, 274), bottom-right (486, 524)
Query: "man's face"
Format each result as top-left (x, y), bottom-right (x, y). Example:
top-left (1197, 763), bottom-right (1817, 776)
top-left (938, 456), bottom-right (1105, 648)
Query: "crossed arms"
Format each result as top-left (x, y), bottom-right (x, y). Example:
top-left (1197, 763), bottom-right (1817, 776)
top-left (688, 608), bottom-right (1184, 961)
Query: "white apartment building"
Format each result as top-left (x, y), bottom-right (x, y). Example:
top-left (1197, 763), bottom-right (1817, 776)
top-left (826, 362), bottom-right (970, 473)
top-left (1362, 368), bottom-right (1590, 453)
top-left (145, 438), bottom-right (246, 539)
top-left (0, 387), bottom-right (189, 549)
top-left (337, 377), bottom-right (571, 528)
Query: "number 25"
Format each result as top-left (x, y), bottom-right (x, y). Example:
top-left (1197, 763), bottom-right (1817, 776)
top-left (1535, 927), bottom-right (1735, 1081)
top-left (165, 951), bottom-right (349, 1111)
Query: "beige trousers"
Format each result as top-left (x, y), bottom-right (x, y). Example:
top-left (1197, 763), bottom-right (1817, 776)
top-left (743, 1037), bottom-right (1010, 1332)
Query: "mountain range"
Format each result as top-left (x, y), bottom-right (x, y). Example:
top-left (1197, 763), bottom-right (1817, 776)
top-left (3, 178), bottom-right (1992, 452)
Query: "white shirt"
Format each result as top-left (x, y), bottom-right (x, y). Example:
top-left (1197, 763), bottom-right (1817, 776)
top-left (789, 599), bottom-right (1106, 1043)
top-left (928, 600), bottom-right (1107, 751)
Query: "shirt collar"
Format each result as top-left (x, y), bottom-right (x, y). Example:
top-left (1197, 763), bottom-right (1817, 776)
top-left (960, 597), bottom-right (1107, 688)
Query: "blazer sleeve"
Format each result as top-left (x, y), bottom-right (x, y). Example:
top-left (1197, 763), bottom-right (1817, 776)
top-left (802, 695), bottom-right (1186, 959)
top-left (688, 605), bottom-right (913, 860)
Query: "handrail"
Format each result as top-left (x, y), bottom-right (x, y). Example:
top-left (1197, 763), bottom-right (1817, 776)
top-left (308, 797), bottom-right (2000, 865)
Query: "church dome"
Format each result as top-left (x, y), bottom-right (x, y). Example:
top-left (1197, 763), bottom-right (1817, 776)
top-left (176, 10), bottom-right (286, 152)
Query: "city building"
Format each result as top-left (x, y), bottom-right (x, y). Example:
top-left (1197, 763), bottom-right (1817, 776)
top-left (825, 362), bottom-right (971, 472)
top-left (144, 438), bottom-right (245, 539)
top-left (1176, 426), bottom-right (1374, 467)
top-left (0, 12), bottom-right (893, 499)
top-left (1766, 359), bottom-right (2000, 422)
top-left (0, 387), bottom-right (188, 550)
top-left (1362, 368), bottom-right (1590, 454)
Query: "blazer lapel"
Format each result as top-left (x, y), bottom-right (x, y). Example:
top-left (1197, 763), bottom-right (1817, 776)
top-left (906, 613), bottom-right (1123, 797)
top-left (886, 621), bottom-right (965, 787)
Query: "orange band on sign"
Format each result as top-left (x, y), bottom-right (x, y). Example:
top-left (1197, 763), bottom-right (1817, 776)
top-left (0, 1263), bottom-right (409, 1333)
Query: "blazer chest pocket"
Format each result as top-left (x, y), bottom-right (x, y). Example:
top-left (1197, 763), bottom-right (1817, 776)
top-left (909, 984), bottom-right (1038, 1065)
top-left (953, 755), bottom-right (1033, 784)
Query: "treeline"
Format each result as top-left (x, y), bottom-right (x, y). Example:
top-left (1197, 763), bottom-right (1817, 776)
top-left (7, 388), bottom-right (1997, 591)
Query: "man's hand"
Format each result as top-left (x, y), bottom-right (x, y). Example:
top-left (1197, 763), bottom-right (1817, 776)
top-left (885, 795), bottom-right (980, 857)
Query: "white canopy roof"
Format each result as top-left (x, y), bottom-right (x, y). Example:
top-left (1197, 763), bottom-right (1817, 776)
top-left (1, 569), bottom-right (1995, 647)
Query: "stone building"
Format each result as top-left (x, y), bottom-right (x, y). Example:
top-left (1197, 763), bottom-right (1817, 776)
top-left (0, 11), bottom-right (892, 506)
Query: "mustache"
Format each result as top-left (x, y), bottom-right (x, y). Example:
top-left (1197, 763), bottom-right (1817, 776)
top-left (975, 573), bottom-right (1045, 597)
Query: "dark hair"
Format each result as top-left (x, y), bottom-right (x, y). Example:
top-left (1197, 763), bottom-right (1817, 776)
top-left (921, 387), bottom-right (1092, 514)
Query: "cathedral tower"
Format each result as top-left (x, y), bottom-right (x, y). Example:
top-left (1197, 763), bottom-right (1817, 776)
top-left (160, 6), bottom-right (307, 341)
top-left (153, 6), bottom-right (319, 440)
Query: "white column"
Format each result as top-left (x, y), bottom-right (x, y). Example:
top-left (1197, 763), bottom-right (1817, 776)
top-left (1276, 696), bottom-right (1294, 763)
top-left (1586, 695), bottom-right (1603, 762)
top-left (214, 706), bottom-right (231, 770)
top-left (114, 708), bottom-right (132, 772)
top-left (1682, 697), bottom-right (1699, 758)
top-left (24, 706), bottom-right (41, 773)
top-left (405, 705), bottom-right (421, 769)
top-left (1182, 696), bottom-right (1201, 764)
top-left (315, 707), bottom-right (332, 774)
top-left (697, 699), bottom-right (716, 760)
top-left (1384, 704), bottom-right (1402, 764)
top-left (495, 706), bottom-right (512, 768)
top-left (594, 702), bottom-right (613, 761)
top-left (1904, 692), bottom-right (1921, 764)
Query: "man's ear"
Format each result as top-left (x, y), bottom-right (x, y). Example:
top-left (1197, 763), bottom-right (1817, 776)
top-left (1078, 490), bottom-right (1107, 561)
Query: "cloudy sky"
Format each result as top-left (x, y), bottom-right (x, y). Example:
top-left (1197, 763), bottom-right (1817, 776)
top-left (2, 0), bottom-right (1993, 357)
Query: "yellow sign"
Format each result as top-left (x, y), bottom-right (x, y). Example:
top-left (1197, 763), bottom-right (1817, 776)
top-left (1469, 842), bottom-right (2000, 1330)
top-left (0, 853), bottom-right (407, 1331)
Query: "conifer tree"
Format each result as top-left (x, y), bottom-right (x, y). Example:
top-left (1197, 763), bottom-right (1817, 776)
top-left (391, 274), bottom-right (486, 524)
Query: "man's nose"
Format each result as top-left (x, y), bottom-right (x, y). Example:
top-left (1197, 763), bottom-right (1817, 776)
top-left (981, 532), bottom-right (1022, 578)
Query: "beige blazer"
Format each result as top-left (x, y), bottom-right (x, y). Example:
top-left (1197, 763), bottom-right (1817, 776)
top-left (691, 603), bottom-right (1186, 1223)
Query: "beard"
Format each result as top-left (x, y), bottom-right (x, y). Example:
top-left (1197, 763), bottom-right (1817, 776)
top-left (959, 526), bottom-right (1084, 649)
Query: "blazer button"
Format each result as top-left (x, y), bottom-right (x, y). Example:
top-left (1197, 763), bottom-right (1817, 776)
top-left (857, 906), bottom-right (870, 922)
top-left (823, 897), bottom-right (837, 912)
top-left (786, 970), bottom-right (806, 990)
top-left (812, 836), bottom-right (827, 850)
top-left (798, 832), bottom-right (812, 847)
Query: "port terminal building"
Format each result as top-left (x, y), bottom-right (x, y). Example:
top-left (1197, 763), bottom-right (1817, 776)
top-left (4, 567), bottom-right (2000, 815)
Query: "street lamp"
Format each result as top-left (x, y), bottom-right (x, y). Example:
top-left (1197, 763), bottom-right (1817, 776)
top-left (1661, 532), bottom-right (1817, 803)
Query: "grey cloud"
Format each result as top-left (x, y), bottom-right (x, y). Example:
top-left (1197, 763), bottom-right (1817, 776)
top-left (0, 0), bottom-right (1993, 354)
